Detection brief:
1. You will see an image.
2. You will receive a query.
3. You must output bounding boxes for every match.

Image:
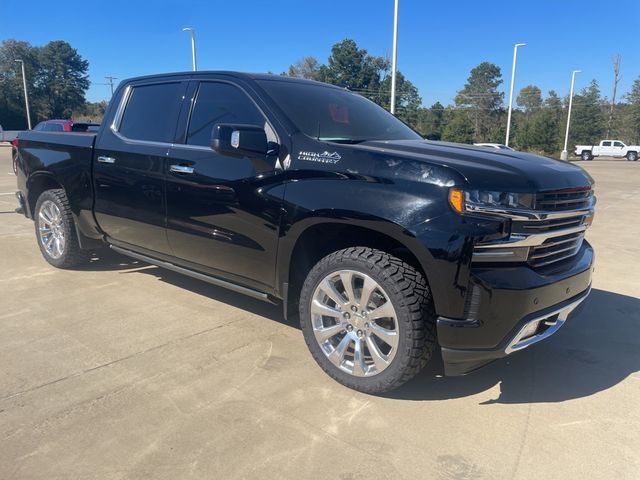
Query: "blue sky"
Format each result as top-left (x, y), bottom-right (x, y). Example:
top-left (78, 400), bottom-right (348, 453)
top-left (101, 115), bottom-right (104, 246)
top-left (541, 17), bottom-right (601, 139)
top-left (3, 0), bottom-right (639, 106)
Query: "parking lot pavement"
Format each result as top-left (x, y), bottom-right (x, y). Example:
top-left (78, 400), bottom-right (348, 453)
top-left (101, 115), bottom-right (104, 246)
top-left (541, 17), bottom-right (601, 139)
top-left (1, 145), bottom-right (638, 479)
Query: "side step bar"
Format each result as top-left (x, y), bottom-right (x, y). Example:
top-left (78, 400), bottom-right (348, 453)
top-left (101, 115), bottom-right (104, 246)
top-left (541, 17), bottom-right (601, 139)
top-left (109, 245), bottom-right (275, 304)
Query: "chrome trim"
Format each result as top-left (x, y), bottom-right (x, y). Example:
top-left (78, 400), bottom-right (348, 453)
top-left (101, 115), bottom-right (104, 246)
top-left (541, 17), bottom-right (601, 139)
top-left (97, 156), bottom-right (116, 164)
top-left (505, 286), bottom-right (591, 354)
top-left (110, 85), bottom-right (131, 132)
top-left (466, 204), bottom-right (594, 221)
top-left (474, 225), bottom-right (586, 249)
top-left (169, 164), bottom-right (195, 174)
top-left (109, 245), bottom-right (274, 303)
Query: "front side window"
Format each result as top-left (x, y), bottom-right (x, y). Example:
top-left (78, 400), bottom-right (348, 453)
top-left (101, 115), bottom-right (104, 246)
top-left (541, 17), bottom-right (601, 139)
top-left (119, 82), bottom-right (185, 143)
top-left (614, 141), bottom-right (624, 147)
top-left (186, 82), bottom-right (265, 147)
top-left (257, 79), bottom-right (421, 143)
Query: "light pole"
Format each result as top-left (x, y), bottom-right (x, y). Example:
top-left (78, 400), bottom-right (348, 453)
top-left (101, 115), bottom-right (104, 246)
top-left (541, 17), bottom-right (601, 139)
top-left (561, 70), bottom-right (582, 161)
top-left (505, 43), bottom-right (526, 147)
top-left (14, 59), bottom-right (32, 130)
top-left (389, 0), bottom-right (399, 114)
top-left (182, 27), bottom-right (197, 71)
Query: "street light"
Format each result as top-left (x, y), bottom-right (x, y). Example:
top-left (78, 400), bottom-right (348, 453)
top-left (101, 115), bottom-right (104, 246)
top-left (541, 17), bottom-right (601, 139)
top-left (182, 27), bottom-right (198, 71)
top-left (561, 70), bottom-right (582, 161)
top-left (505, 43), bottom-right (526, 147)
top-left (14, 59), bottom-right (32, 130)
top-left (389, 0), bottom-right (399, 115)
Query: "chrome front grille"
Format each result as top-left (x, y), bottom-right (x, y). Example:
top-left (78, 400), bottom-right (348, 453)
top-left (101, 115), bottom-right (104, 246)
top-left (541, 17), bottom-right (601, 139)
top-left (534, 188), bottom-right (594, 211)
top-left (527, 231), bottom-right (585, 268)
top-left (472, 187), bottom-right (594, 268)
top-left (514, 215), bottom-right (585, 234)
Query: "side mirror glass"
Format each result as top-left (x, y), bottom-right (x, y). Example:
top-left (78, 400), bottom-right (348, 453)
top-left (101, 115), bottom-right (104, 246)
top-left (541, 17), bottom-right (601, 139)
top-left (211, 124), bottom-right (271, 158)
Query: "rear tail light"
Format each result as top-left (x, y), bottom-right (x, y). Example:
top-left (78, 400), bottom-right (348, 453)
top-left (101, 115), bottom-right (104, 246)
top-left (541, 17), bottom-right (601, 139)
top-left (11, 138), bottom-right (19, 148)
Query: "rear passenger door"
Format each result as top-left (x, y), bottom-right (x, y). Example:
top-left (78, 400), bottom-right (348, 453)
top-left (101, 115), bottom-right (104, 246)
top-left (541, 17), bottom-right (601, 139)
top-left (164, 79), bottom-right (285, 292)
top-left (600, 141), bottom-right (613, 156)
top-left (93, 79), bottom-right (189, 255)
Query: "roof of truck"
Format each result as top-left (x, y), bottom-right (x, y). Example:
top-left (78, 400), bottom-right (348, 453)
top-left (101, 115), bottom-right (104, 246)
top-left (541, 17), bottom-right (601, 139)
top-left (122, 71), bottom-right (344, 89)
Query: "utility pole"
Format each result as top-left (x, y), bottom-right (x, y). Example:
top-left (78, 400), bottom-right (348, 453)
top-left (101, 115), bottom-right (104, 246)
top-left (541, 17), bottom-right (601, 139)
top-left (389, 0), bottom-right (399, 114)
top-left (14, 59), bottom-right (32, 129)
top-left (561, 70), bottom-right (582, 161)
top-left (505, 43), bottom-right (526, 147)
top-left (105, 76), bottom-right (118, 96)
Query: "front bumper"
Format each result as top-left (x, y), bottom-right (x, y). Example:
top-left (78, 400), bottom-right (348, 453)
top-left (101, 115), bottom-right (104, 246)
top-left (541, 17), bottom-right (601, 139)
top-left (438, 241), bottom-right (594, 376)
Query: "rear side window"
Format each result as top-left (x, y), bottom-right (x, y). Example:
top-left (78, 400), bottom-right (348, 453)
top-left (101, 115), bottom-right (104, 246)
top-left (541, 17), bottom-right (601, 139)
top-left (43, 123), bottom-right (64, 132)
top-left (186, 82), bottom-right (264, 146)
top-left (602, 141), bottom-right (612, 147)
top-left (119, 82), bottom-right (184, 143)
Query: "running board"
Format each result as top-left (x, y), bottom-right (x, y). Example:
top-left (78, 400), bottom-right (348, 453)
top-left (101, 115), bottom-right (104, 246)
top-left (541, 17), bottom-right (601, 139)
top-left (109, 245), bottom-right (274, 303)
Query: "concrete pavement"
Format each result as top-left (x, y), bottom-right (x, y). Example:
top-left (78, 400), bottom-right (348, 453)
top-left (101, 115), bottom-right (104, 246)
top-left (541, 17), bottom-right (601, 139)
top-left (1, 145), bottom-right (638, 479)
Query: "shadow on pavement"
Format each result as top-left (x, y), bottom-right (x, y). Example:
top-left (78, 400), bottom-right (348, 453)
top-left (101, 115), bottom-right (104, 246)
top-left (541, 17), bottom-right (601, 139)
top-left (388, 288), bottom-right (640, 404)
top-left (78, 251), bottom-right (640, 404)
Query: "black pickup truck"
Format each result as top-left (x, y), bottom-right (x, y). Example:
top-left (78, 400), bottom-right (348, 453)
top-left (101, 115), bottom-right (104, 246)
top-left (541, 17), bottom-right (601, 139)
top-left (14, 72), bottom-right (595, 393)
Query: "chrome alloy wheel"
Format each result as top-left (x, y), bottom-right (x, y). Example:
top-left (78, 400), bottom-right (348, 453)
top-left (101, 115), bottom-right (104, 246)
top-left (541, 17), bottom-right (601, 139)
top-left (38, 200), bottom-right (65, 259)
top-left (311, 270), bottom-right (399, 377)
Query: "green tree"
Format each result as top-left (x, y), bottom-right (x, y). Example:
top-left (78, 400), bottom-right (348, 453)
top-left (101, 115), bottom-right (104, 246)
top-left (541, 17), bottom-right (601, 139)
top-left (621, 77), bottom-right (640, 144)
top-left (35, 40), bottom-right (89, 119)
top-left (454, 62), bottom-right (504, 141)
top-left (517, 84), bottom-right (542, 116)
top-left (317, 39), bottom-right (384, 92)
top-left (0, 39), bottom-right (38, 129)
top-left (416, 102), bottom-right (445, 140)
top-left (287, 56), bottom-right (321, 80)
top-left (377, 71), bottom-right (421, 126)
top-left (442, 109), bottom-right (474, 144)
top-left (569, 79), bottom-right (604, 146)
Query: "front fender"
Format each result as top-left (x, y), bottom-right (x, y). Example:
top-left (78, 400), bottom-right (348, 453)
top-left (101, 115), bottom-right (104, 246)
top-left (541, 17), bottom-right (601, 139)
top-left (276, 173), bottom-right (504, 318)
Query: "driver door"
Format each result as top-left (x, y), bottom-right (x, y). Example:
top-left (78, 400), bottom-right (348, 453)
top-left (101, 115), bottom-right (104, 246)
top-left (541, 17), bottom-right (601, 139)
top-left (165, 80), bottom-right (285, 292)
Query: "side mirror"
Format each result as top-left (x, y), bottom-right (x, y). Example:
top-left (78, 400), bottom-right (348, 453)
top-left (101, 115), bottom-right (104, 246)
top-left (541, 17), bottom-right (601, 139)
top-left (211, 124), bottom-right (271, 158)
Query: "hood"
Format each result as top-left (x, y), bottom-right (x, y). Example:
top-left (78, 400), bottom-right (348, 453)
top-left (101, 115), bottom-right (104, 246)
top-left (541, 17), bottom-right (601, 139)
top-left (354, 140), bottom-right (593, 192)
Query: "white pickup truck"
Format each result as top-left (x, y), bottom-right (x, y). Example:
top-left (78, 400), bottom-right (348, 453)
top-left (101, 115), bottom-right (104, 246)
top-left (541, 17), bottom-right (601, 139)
top-left (575, 140), bottom-right (639, 161)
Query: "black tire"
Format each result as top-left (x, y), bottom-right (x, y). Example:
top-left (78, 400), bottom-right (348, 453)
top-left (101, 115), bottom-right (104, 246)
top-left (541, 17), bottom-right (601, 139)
top-left (581, 150), bottom-right (592, 161)
top-left (299, 247), bottom-right (437, 394)
top-left (627, 151), bottom-right (638, 161)
top-left (34, 189), bottom-right (90, 268)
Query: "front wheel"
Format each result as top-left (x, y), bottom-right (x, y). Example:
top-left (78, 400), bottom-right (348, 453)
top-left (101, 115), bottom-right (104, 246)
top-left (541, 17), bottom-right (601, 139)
top-left (627, 151), bottom-right (638, 161)
top-left (581, 151), bottom-right (592, 161)
top-left (34, 189), bottom-right (90, 268)
top-left (299, 247), bottom-right (437, 393)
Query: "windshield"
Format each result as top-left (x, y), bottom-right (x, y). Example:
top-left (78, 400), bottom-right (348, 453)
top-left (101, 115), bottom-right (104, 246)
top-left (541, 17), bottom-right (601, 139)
top-left (257, 79), bottom-right (422, 143)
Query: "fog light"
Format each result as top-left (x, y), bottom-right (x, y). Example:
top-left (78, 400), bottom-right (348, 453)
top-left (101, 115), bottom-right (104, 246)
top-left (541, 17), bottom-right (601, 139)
top-left (520, 320), bottom-right (540, 340)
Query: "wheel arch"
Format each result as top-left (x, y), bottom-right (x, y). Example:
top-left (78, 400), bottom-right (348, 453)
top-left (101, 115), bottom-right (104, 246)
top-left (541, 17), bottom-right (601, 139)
top-left (279, 216), bottom-right (436, 321)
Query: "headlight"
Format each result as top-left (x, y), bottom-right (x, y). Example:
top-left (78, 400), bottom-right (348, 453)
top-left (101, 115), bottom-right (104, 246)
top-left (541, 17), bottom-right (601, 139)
top-left (448, 188), bottom-right (534, 214)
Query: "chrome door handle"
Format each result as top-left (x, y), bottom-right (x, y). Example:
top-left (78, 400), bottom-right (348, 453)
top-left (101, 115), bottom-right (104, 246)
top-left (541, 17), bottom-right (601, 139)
top-left (169, 164), bottom-right (195, 174)
top-left (97, 156), bottom-right (116, 164)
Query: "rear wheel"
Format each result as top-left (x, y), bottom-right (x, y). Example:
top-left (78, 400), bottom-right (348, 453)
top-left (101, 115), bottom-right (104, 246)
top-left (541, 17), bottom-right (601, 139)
top-left (299, 247), bottom-right (437, 393)
top-left (34, 189), bottom-right (90, 268)
top-left (581, 150), bottom-right (592, 161)
top-left (627, 151), bottom-right (638, 161)
top-left (12, 147), bottom-right (18, 175)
